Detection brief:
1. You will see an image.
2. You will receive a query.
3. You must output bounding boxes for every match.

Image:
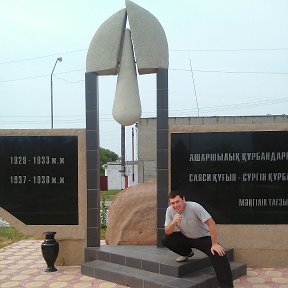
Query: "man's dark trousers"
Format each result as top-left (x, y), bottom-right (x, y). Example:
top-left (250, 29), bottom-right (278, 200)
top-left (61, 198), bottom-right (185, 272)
top-left (162, 232), bottom-right (234, 288)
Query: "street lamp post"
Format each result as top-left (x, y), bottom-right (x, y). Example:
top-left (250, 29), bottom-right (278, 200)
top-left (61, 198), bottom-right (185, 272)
top-left (50, 57), bottom-right (62, 129)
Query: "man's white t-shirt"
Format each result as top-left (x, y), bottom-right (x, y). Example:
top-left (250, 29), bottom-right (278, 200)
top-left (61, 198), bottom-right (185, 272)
top-left (164, 202), bottom-right (211, 239)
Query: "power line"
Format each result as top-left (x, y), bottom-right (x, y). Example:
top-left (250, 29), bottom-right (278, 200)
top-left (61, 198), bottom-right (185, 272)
top-left (0, 69), bottom-right (85, 83)
top-left (0, 47), bottom-right (287, 83)
top-left (0, 47), bottom-right (287, 65)
top-left (1, 67), bottom-right (287, 84)
top-left (193, 69), bottom-right (288, 75)
top-left (171, 48), bottom-right (288, 52)
top-left (1, 97), bottom-right (287, 122)
top-left (169, 97), bottom-right (288, 116)
top-left (189, 58), bottom-right (200, 116)
top-left (54, 75), bottom-right (84, 83)
top-left (170, 68), bottom-right (288, 75)
top-left (0, 74), bottom-right (50, 83)
top-left (0, 49), bottom-right (87, 65)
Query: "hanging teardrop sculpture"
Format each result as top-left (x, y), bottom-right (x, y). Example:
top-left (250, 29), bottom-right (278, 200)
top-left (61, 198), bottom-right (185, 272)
top-left (112, 29), bottom-right (141, 126)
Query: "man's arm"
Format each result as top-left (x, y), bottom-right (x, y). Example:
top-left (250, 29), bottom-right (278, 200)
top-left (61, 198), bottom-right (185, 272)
top-left (164, 213), bottom-right (182, 235)
top-left (204, 217), bottom-right (225, 256)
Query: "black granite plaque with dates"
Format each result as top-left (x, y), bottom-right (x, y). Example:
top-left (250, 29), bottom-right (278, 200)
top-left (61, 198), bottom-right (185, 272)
top-left (0, 136), bottom-right (78, 225)
top-left (171, 131), bottom-right (288, 224)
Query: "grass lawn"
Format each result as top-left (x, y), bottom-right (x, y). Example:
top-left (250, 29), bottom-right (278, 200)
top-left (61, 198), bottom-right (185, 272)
top-left (100, 189), bottom-right (120, 201)
top-left (0, 227), bottom-right (108, 249)
top-left (0, 227), bottom-right (30, 249)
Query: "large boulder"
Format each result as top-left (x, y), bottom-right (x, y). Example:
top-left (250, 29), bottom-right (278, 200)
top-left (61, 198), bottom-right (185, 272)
top-left (105, 181), bottom-right (157, 245)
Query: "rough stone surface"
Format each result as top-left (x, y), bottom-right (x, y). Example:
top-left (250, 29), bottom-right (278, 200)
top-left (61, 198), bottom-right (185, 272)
top-left (86, 1), bottom-right (169, 75)
top-left (105, 180), bottom-right (157, 245)
top-left (126, 0), bottom-right (169, 74)
top-left (86, 9), bottom-right (126, 75)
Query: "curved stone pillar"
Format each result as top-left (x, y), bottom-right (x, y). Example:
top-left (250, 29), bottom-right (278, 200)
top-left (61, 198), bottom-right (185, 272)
top-left (126, 0), bottom-right (169, 74)
top-left (86, 9), bottom-right (127, 75)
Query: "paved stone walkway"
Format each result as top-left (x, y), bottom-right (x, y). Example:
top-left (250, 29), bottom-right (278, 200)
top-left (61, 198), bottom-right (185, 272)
top-left (0, 240), bottom-right (287, 288)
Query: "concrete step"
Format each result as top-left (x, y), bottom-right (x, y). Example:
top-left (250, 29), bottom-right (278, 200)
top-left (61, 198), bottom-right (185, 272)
top-left (84, 245), bottom-right (234, 277)
top-left (81, 259), bottom-right (246, 288)
top-left (82, 245), bottom-right (246, 287)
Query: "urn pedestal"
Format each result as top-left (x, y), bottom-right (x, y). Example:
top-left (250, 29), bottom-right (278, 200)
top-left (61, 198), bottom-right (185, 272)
top-left (41, 231), bottom-right (59, 272)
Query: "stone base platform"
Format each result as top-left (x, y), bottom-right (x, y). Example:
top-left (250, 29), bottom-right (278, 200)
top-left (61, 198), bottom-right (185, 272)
top-left (81, 245), bottom-right (246, 288)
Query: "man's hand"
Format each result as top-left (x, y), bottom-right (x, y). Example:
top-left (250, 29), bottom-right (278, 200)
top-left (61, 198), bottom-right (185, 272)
top-left (164, 213), bottom-right (183, 235)
top-left (204, 218), bottom-right (225, 256)
top-left (211, 243), bottom-right (225, 256)
top-left (172, 213), bottom-right (183, 224)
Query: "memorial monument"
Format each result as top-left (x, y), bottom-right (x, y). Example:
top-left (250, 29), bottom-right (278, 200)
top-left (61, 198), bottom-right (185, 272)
top-left (82, 1), bottom-right (246, 287)
top-left (84, 0), bottom-right (169, 248)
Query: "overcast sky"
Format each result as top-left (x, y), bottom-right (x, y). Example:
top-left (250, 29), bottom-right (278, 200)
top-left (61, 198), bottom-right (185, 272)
top-left (1, 0), bottom-right (288, 158)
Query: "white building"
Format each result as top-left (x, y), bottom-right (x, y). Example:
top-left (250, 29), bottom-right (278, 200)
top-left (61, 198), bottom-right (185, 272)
top-left (104, 161), bottom-right (138, 190)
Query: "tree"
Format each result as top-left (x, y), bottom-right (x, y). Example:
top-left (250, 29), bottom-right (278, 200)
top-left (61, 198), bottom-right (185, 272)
top-left (100, 147), bottom-right (120, 176)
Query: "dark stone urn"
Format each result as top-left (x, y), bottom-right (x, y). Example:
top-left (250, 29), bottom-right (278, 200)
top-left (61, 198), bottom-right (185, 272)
top-left (41, 231), bottom-right (59, 272)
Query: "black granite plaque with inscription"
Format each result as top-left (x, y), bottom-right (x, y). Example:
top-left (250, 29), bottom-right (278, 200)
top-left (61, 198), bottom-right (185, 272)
top-left (171, 131), bottom-right (288, 224)
top-left (0, 136), bottom-right (78, 225)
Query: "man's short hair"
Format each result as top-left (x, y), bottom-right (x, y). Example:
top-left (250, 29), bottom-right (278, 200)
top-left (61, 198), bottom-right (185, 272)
top-left (168, 190), bottom-right (184, 199)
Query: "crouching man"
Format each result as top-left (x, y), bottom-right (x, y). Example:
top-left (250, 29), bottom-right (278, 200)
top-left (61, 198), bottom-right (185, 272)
top-left (162, 191), bottom-right (234, 288)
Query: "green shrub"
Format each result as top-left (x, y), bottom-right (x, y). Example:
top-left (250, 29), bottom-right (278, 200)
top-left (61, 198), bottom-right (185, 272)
top-left (0, 227), bottom-right (27, 248)
top-left (100, 197), bottom-right (108, 230)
